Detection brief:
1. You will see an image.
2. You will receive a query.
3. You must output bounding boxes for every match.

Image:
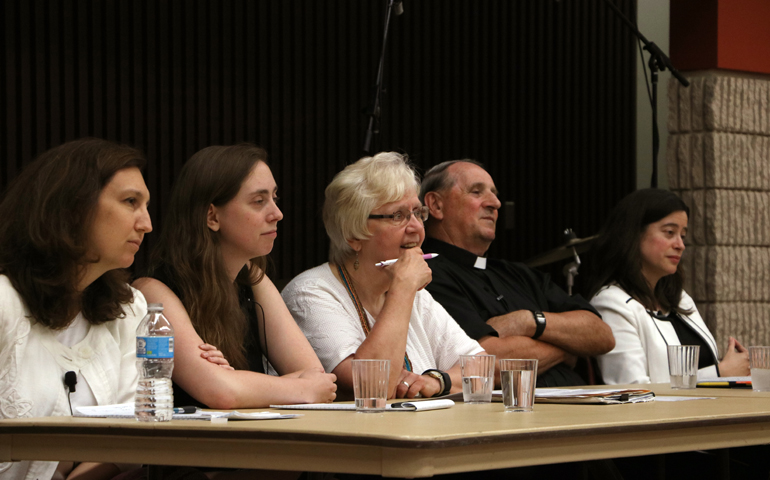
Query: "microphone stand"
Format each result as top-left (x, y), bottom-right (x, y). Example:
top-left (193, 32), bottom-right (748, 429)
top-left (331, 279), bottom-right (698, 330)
top-left (561, 229), bottom-right (580, 296)
top-left (362, 0), bottom-right (400, 156)
top-left (563, 247), bottom-right (581, 296)
top-left (602, 0), bottom-right (689, 188)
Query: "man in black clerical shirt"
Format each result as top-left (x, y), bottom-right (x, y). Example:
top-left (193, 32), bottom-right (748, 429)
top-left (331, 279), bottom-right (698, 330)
top-left (419, 160), bottom-right (615, 386)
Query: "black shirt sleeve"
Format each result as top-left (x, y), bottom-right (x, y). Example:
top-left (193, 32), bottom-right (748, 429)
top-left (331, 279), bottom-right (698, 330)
top-left (526, 265), bottom-right (601, 317)
top-left (424, 260), bottom-right (500, 341)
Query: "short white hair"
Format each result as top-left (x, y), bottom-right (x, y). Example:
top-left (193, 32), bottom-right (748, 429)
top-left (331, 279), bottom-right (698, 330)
top-left (323, 152), bottom-right (420, 266)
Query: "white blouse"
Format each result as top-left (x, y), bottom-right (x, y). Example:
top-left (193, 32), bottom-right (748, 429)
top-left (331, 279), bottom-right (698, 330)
top-left (0, 275), bottom-right (147, 480)
top-left (282, 263), bottom-right (484, 375)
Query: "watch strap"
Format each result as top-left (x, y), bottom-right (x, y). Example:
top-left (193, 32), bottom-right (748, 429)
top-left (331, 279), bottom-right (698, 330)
top-left (422, 369), bottom-right (451, 397)
top-left (531, 310), bottom-right (546, 339)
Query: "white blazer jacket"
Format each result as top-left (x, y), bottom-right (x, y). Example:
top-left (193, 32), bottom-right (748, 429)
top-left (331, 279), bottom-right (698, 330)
top-left (591, 284), bottom-right (719, 385)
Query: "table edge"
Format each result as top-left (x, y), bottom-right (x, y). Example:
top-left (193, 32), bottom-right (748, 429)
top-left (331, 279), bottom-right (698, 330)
top-left (3, 414), bottom-right (770, 449)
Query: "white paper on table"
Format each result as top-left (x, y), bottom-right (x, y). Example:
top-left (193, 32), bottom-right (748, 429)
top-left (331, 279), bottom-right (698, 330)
top-left (533, 388), bottom-right (647, 397)
top-left (532, 387), bottom-right (655, 404)
top-left (699, 376), bottom-right (751, 382)
top-left (388, 399), bottom-right (455, 411)
top-left (75, 403), bottom-right (301, 420)
top-left (654, 396), bottom-right (716, 402)
top-left (208, 411), bottom-right (302, 420)
top-left (269, 403), bottom-right (356, 411)
top-left (271, 399), bottom-right (454, 411)
top-left (75, 403), bottom-right (136, 417)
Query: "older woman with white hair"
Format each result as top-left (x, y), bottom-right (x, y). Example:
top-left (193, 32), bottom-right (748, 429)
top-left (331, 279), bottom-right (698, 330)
top-left (282, 152), bottom-right (485, 400)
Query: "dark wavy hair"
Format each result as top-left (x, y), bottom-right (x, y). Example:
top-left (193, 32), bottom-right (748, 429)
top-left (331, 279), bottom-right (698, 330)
top-left (148, 144), bottom-right (269, 370)
top-left (585, 188), bottom-right (691, 313)
top-left (0, 138), bottom-right (146, 329)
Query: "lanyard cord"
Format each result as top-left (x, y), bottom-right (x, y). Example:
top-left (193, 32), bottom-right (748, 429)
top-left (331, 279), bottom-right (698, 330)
top-left (337, 264), bottom-right (412, 372)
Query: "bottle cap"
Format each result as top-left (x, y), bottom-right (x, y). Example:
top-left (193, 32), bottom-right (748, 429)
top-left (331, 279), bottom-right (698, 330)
top-left (147, 303), bottom-right (164, 311)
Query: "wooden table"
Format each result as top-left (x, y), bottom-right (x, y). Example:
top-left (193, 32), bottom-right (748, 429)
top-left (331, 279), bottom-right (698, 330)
top-left (2, 385), bottom-right (770, 477)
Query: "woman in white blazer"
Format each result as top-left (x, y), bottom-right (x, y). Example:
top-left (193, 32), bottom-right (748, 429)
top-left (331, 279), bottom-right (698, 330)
top-left (586, 189), bottom-right (749, 385)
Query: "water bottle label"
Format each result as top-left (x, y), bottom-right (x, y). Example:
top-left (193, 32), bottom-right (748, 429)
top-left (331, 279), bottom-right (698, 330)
top-left (136, 336), bottom-right (174, 358)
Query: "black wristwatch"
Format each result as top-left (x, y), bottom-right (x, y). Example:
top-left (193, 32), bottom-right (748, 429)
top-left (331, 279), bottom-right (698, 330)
top-left (422, 369), bottom-right (452, 397)
top-left (531, 310), bottom-right (546, 339)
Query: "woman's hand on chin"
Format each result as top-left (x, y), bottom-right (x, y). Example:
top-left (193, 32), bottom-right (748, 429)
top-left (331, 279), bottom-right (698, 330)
top-left (383, 248), bottom-right (433, 293)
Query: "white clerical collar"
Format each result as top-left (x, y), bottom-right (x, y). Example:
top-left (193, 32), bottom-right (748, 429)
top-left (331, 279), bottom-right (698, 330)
top-left (473, 257), bottom-right (487, 270)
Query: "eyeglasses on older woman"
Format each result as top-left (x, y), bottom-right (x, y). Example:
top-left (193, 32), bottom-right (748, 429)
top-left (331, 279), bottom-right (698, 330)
top-left (368, 205), bottom-right (429, 227)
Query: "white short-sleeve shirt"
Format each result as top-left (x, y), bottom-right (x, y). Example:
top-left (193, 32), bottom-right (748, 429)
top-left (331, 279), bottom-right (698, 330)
top-left (282, 263), bottom-right (483, 374)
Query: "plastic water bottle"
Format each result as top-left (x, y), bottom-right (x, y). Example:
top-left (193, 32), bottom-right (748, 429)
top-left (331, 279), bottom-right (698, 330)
top-left (135, 303), bottom-right (174, 422)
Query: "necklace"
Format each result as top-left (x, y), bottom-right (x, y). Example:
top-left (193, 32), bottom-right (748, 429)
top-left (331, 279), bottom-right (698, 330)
top-left (337, 263), bottom-right (412, 372)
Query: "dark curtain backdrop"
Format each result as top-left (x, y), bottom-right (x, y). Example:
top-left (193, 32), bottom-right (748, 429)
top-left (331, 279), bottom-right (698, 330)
top-left (1, 0), bottom-right (636, 287)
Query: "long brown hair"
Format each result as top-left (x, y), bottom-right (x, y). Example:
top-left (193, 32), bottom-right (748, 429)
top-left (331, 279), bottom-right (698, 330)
top-left (0, 138), bottom-right (146, 328)
top-left (149, 144), bottom-right (268, 370)
top-left (585, 188), bottom-right (691, 314)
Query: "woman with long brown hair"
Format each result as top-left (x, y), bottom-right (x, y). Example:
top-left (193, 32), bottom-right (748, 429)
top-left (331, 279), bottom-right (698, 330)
top-left (586, 188), bottom-right (748, 384)
top-left (0, 138), bottom-right (151, 480)
top-left (133, 144), bottom-right (336, 409)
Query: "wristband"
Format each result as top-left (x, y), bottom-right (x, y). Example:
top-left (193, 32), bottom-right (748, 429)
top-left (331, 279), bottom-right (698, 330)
top-left (422, 369), bottom-right (451, 397)
top-left (531, 310), bottom-right (546, 339)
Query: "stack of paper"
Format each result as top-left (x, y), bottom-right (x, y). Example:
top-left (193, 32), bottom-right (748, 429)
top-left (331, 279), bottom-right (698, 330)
top-left (75, 403), bottom-right (300, 420)
top-left (533, 388), bottom-right (655, 404)
top-left (443, 388), bottom-right (655, 404)
top-left (696, 376), bottom-right (752, 388)
top-left (270, 399), bottom-right (454, 411)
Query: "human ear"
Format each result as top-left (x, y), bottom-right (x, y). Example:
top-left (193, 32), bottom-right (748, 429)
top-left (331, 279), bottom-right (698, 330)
top-left (423, 192), bottom-right (444, 220)
top-left (346, 237), bottom-right (362, 253)
top-left (206, 205), bottom-right (220, 232)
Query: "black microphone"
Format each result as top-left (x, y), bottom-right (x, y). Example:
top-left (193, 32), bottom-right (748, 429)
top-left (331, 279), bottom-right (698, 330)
top-left (64, 371), bottom-right (77, 393)
top-left (393, 0), bottom-right (404, 15)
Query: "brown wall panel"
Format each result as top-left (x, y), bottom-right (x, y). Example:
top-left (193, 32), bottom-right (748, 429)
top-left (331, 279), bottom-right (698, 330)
top-left (1, 0), bottom-right (636, 287)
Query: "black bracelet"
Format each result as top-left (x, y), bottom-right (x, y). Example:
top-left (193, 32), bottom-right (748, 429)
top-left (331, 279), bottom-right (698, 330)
top-left (422, 369), bottom-right (452, 397)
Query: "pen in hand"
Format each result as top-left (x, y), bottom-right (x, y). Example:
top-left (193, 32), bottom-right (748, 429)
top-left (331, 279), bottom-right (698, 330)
top-left (376, 253), bottom-right (439, 267)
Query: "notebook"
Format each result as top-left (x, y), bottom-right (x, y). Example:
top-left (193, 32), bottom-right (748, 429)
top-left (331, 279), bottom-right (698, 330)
top-left (441, 388), bottom-right (655, 404)
top-left (696, 376), bottom-right (752, 388)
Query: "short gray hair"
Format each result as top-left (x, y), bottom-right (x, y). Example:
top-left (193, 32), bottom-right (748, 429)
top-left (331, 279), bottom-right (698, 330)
top-left (419, 159), bottom-right (485, 202)
top-left (323, 152), bottom-right (420, 266)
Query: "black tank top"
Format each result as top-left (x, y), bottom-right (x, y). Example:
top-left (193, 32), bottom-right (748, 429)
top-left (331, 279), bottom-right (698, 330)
top-left (654, 310), bottom-right (718, 370)
top-left (150, 264), bottom-right (266, 408)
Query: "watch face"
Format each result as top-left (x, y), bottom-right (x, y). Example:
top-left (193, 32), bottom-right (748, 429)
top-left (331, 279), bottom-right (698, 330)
top-left (425, 370), bottom-right (447, 396)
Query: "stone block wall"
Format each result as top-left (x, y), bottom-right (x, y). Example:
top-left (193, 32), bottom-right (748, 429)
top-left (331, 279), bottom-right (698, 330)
top-left (668, 71), bottom-right (770, 351)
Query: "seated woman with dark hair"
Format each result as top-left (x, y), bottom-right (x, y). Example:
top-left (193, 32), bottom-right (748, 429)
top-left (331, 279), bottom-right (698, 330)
top-left (282, 152), bottom-right (485, 400)
top-left (134, 144), bottom-right (337, 410)
top-left (0, 139), bottom-right (230, 480)
top-left (0, 138), bottom-right (152, 480)
top-left (586, 188), bottom-right (749, 384)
